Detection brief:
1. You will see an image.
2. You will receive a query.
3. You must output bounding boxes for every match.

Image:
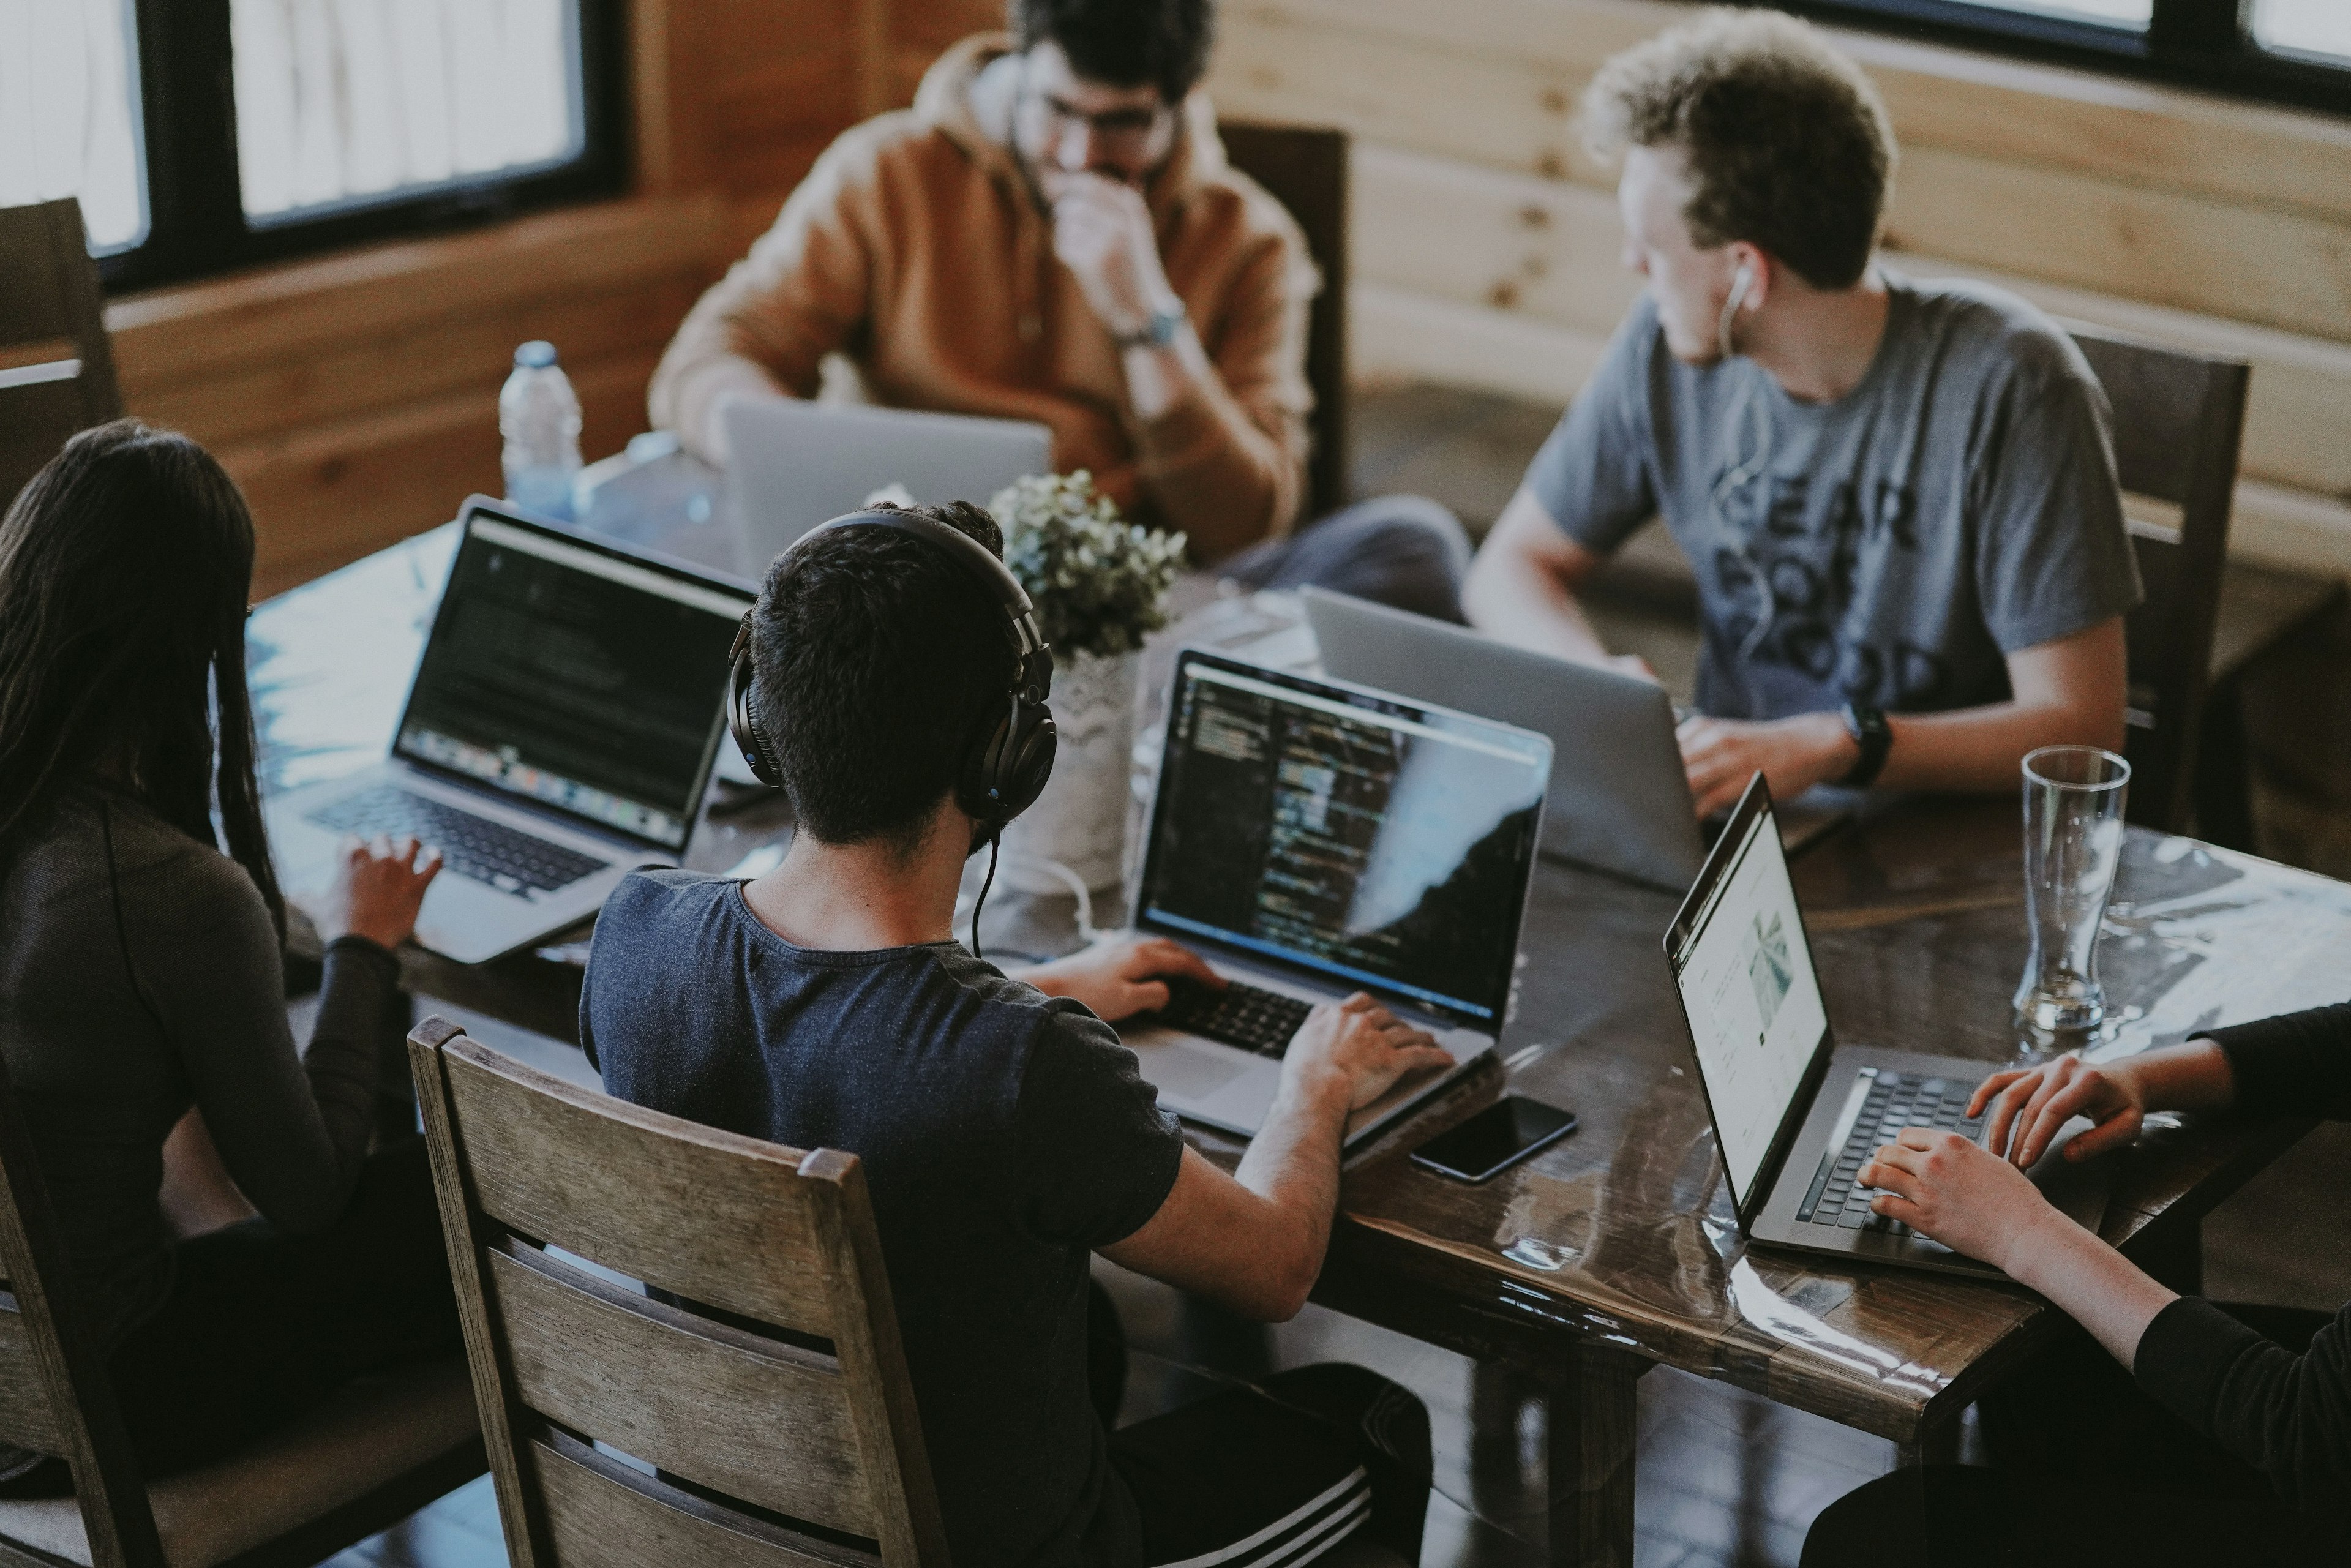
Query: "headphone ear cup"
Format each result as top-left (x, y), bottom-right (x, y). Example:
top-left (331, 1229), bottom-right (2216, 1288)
top-left (727, 636), bottom-right (784, 789)
top-left (959, 697), bottom-right (1057, 827)
top-left (997, 703), bottom-right (1056, 820)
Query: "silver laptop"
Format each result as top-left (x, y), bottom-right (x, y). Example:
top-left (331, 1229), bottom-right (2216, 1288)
top-left (1119, 649), bottom-right (1553, 1149)
top-left (266, 500), bottom-right (752, 965)
top-left (721, 398), bottom-right (1052, 576)
top-left (1665, 774), bottom-right (2109, 1276)
top-left (1304, 587), bottom-right (1703, 891)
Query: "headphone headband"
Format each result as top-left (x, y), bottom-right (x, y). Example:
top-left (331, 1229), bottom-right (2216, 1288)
top-left (786, 507), bottom-right (1033, 615)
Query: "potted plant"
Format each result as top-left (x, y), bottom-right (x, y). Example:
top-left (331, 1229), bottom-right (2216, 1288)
top-left (988, 471), bottom-right (1185, 891)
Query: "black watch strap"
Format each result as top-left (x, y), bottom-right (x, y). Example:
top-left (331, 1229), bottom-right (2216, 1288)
top-left (1840, 703), bottom-right (1892, 788)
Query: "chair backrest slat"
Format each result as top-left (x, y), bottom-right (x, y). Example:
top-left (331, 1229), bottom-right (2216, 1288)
top-left (0, 1303), bottom-right (68, 1456)
top-left (1219, 121), bottom-right (1349, 523)
top-left (2065, 321), bottom-right (2249, 835)
top-left (0, 1057), bottom-right (167, 1567)
top-left (0, 199), bottom-right (122, 516)
top-left (485, 1242), bottom-right (872, 1534)
top-left (412, 1021), bottom-right (950, 1568)
top-left (530, 1430), bottom-right (874, 1568)
top-left (443, 1043), bottom-right (836, 1334)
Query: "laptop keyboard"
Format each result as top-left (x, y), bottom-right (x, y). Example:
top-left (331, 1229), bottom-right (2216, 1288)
top-left (1796, 1070), bottom-right (1987, 1232)
top-left (307, 787), bottom-right (609, 897)
top-left (1154, 977), bottom-right (1314, 1057)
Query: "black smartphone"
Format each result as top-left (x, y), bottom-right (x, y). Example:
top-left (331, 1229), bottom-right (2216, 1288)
top-left (1409, 1096), bottom-right (1578, 1183)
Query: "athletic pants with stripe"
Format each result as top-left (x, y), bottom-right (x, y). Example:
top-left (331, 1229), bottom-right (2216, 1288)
top-left (1089, 1287), bottom-right (1432, 1566)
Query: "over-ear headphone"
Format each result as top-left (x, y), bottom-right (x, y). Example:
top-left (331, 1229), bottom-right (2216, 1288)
top-left (727, 508), bottom-right (1057, 841)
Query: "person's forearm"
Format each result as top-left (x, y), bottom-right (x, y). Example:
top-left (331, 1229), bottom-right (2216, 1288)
top-left (1874, 696), bottom-right (2124, 793)
top-left (1461, 547), bottom-right (1615, 667)
top-left (1229, 1075), bottom-right (1352, 1315)
top-left (1125, 331), bottom-right (1299, 560)
top-left (2003, 1209), bottom-right (2179, 1367)
top-left (2124, 1039), bottom-right (2238, 1113)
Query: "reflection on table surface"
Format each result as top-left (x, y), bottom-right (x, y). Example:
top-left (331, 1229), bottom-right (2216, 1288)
top-left (249, 503), bottom-right (2344, 1453)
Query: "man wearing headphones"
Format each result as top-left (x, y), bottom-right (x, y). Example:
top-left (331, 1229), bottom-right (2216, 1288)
top-left (580, 502), bottom-right (1439, 1567)
top-left (1463, 10), bottom-right (2140, 816)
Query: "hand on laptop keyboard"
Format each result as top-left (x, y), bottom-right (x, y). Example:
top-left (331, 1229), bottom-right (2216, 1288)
top-left (315, 833), bottom-right (443, 950)
top-left (1853, 1125), bottom-right (2065, 1270)
top-left (1019, 936), bottom-right (1225, 1024)
top-left (1153, 982), bottom-right (1455, 1110)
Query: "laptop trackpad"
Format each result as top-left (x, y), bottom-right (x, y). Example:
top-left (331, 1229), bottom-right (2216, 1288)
top-left (1130, 1041), bottom-right (1249, 1101)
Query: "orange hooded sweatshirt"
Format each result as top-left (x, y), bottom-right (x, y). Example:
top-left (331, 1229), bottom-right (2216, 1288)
top-left (648, 34), bottom-right (1316, 560)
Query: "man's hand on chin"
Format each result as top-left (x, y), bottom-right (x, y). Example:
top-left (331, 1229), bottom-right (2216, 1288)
top-left (1018, 936), bottom-right (1224, 1024)
top-left (1046, 171), bottom-right (1176, 341)
top-left (1678, 709), bottom-right (1860, 819)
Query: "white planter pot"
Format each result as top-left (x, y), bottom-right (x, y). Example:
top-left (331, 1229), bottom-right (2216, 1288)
top-left (1000, 648), bottom-right (1140, 893)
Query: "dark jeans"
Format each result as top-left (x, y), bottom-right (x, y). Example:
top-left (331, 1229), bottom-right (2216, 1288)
top-left (99, 1138), bottom-right (461, 1482)
top-left (1089, 1281), bottom-right (1432, 1566)
top-left (1802, 1306), bottom-right (2347, 1566)
top-left (1223, 493), bottom-right (1472, 625)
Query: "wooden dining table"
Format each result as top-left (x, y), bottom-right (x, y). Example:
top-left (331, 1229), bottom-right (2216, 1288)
top-left (250, 503), bottom-right (2350, 1568)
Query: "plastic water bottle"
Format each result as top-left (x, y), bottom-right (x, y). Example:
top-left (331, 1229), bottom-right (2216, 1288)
top-left (500, 340), bottom-right (582, 520)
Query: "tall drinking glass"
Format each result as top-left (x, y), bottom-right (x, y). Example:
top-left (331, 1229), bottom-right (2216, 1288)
top-left (2014, 745), bottom-right (2131, 1034)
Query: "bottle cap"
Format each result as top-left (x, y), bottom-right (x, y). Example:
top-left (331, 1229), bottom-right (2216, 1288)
top-left (513, 340), bottom-right (558, 369)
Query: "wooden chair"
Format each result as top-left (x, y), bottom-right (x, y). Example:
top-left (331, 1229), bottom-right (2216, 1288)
top-left (407, 1016), bottom-right (948, 1567)
top-left (2066, 321), bottom-right (2250, 836)
top-left (1219, 122), bottom-right (1349, 523)
top-left (0, 1052), bottom-right (482, 1568)
top-left (0, 199), bottom-right (121, 517)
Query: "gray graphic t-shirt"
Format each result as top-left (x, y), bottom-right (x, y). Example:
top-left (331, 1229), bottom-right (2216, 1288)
top-left (1527, 273), bottom-right (2141, 720)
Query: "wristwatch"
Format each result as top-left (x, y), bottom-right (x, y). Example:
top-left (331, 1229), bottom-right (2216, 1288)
top-left (1115, 299), bottom-right (1188, 350)
top-left (1839, 702), bottom-right (1893, 788)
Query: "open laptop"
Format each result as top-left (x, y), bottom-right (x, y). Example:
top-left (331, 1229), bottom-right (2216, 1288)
top-left (1118, 649), bottom-right (1553, 1148)
top-left (266, 499), bottom-right (751, 965)
top-left (721, 398), bottom-right (1052, 576)
top-left (1304, 587), bottom-right (1703, 890)
top-left (1663, 774), bottom-right (2109, 1276)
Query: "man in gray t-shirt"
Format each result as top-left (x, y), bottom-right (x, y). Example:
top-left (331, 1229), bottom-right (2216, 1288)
top-left (1464, 11), bottom-right (2139, 817)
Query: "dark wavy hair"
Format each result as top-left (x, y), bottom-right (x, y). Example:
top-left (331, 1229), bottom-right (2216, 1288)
top-left (1583, 7), bottom-right (1895, 290)
top-left (1010, 0), bottom-right (1216, 103)
top-left (0, 421), bottom-right (283, 937)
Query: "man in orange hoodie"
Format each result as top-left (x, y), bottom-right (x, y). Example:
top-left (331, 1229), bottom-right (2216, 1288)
top-left (650, 0), bottom-right (1470, 620)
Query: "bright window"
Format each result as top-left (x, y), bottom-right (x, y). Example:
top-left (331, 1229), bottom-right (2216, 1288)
top-left (230, 0), bottom-right (582, 225)
top-left (2252, 0), bottom-right (2351, 63)
top-left (0, 0), bottom-right (148, 252)
top-left (1960, 0), bottom-right (2151, 27)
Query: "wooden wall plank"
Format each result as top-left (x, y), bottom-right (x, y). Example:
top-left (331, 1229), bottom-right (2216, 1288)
top-left (1210, 15), bottom-right (2351, 344)
top-left (1215, 0), bottom-right (2351, 224)
top-left (1350, 144), bottom-right (2351, 501)
top-left (125, 278), bottom-right (700, 452)
top-left (107, 198), bottom-right (724, 384)
top-left (237, 349), bottom-right (660, 597)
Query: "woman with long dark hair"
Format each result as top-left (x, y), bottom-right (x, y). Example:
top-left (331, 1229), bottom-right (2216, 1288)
top-left (0, 420), bottom-right (460, 1483)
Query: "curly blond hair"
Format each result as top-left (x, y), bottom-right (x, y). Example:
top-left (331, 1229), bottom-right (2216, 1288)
top-left (1583, 8), bottom-right (1895, 289)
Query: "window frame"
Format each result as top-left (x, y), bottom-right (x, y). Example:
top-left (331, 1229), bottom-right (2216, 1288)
top-left (99, 0), bottom-right (630, 294)
top-left (1760, 0), bottom-right (2351, 118)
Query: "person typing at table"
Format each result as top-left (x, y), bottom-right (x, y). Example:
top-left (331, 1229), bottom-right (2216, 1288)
top-left (1460, 9), bottom-right (2140, 819)
top-left (0, 421), bottom-right (462, 1487)
top-left (580, 500), bottom-right (1440, 1567)
top-left (1801, 1017), bottom-right (2351, 1563)
top-left (648, 0), bottom-right (1472, 622)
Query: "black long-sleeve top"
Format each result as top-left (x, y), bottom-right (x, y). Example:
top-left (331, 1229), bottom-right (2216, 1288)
top-left (2134, 1003), bottom-right (2351, 1512)
top-left (0, 786), bottom-right (393, 1351)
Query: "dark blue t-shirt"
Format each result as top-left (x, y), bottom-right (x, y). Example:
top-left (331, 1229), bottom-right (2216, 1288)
top-left (580, 871), bottom-right (1186, 1566)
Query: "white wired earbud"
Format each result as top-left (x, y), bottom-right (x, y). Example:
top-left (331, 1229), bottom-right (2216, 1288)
top-left (1708, 257), bottom-right (1777, 663)
top-left (1715, 259), bottom-right (1757, 364)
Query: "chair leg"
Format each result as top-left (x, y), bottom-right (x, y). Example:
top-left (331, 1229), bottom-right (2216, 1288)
top-left (2193, 680), bottom-right (2257, 852)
